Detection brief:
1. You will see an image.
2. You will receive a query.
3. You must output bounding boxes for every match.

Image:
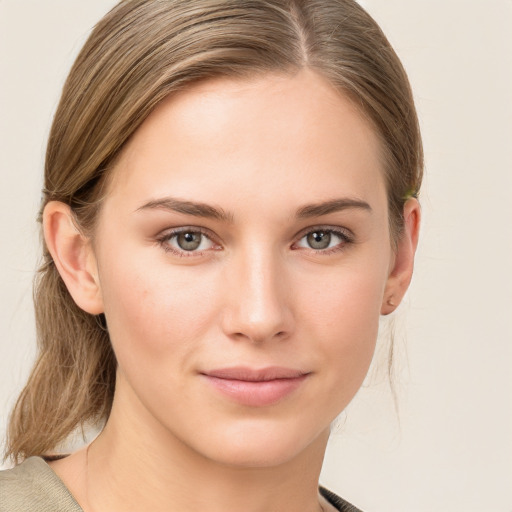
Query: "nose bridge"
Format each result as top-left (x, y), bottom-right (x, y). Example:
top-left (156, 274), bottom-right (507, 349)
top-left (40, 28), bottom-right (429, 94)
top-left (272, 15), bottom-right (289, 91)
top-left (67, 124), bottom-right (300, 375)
top-left (222, 241), bottom-right (292, 343)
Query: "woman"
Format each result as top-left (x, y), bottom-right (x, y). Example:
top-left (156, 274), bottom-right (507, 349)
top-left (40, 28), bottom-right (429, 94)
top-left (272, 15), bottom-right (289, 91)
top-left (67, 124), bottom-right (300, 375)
top-left (1, 1), bottom-right (422, 511)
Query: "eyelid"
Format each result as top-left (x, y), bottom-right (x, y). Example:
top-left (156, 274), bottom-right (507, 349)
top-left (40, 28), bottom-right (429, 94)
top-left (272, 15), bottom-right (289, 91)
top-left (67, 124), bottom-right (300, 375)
top-left (157, 225), bottom-right (218, 240)
top-left (293, 224), bottom-right (354, 242)
top-left (291, 225), bottom-right (355, 253)
top-left (156, 226), bottom-right (222, 257)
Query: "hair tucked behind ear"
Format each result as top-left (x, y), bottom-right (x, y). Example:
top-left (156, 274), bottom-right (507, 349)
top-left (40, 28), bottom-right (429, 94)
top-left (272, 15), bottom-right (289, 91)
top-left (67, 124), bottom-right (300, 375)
top-left (5, 0), bottom-right (422, 463)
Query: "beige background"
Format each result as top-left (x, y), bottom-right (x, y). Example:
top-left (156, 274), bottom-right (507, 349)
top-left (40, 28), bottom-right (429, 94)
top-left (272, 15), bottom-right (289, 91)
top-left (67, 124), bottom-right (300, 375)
top-left (1, 1), bottom-right (511, 511)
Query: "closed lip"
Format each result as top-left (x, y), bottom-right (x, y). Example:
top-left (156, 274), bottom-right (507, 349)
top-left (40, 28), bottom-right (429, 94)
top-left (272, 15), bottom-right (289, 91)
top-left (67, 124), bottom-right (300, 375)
top-left (201, 366), bottom-right (309, 381)
top-left (200, 366), bottom-right (310, 407)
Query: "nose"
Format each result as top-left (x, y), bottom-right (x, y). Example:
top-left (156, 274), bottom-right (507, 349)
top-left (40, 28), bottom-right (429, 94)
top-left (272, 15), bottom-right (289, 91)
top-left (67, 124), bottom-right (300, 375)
top-left (220, 247), bottom-right (294, 344)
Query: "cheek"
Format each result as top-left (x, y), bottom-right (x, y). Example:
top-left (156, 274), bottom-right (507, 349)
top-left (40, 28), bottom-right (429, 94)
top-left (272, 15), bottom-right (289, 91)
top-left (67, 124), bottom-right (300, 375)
top-left (298, 260), bottom-right (387, 395)
top-left (98, 252), bottom-right (220, 368)
top-left (302, 257), bottom-right (386, 336)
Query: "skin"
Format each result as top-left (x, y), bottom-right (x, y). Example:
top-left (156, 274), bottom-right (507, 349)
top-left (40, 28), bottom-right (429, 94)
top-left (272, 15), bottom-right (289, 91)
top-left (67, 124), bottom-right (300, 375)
top-left (45, 68), bottom-right (420, 512)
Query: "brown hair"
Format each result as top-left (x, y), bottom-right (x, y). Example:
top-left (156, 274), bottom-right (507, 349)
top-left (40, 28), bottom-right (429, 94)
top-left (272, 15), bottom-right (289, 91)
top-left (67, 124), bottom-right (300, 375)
top-left (5, 0), bottom-right (423, 463)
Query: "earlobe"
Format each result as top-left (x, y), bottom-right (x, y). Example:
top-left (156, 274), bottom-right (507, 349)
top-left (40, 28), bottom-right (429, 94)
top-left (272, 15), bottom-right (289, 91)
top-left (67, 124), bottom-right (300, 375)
top-left (381, 198), bottom-right (421, 315)
top-left (43, 201), bottom-right (104, 315)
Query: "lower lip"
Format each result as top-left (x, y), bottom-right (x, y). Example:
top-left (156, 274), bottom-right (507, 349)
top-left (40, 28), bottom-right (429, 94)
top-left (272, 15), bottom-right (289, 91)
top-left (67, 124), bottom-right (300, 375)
top-left (202, 375), bottom-right (308, 407)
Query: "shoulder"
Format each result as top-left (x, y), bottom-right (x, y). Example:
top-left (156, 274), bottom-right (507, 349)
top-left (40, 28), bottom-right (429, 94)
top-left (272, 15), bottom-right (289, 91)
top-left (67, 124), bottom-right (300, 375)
top-left (0, 457), bottom-right (83, 512)
top-left (320, 486), bottom-right (365, 512)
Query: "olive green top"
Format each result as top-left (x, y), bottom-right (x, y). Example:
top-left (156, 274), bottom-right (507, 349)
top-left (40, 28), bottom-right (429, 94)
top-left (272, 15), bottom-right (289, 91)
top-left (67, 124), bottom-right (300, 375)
top-left (0, 457), bottom-right (82, 512)
top-left (0, 456), bottom-right (362, 512)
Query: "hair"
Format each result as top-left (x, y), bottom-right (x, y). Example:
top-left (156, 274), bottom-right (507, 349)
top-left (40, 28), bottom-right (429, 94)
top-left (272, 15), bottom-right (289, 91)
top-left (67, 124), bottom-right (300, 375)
top-left (5, 0), bottom-right (423, 463)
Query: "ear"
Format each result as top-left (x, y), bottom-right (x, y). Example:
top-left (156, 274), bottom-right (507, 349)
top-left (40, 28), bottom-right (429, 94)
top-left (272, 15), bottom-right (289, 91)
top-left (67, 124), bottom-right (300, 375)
top-left (43, 201), bottom-right (104, 315)
top-left (381, 198), bottom-right (421, 315)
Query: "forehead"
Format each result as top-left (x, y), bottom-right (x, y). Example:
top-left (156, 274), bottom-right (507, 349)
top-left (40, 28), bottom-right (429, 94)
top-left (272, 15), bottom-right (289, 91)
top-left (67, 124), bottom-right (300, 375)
top-left (107, 69), bottom-right (387, 216)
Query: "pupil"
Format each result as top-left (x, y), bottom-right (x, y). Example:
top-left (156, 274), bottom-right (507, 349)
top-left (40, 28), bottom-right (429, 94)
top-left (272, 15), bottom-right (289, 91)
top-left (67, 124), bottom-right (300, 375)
top-left (178, 232), bottom-right (201, 251)
top-left (307, 231), bottom-right (331, 250)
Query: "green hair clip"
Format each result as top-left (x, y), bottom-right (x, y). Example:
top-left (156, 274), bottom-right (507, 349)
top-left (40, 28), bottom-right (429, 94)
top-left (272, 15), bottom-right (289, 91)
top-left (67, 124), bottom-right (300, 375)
top-left (403, 187), bottom-right (418, 200)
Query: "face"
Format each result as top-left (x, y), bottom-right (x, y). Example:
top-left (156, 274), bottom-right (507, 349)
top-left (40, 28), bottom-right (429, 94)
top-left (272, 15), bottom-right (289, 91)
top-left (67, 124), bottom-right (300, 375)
top-left (91, 69), bottom-right (394, 467)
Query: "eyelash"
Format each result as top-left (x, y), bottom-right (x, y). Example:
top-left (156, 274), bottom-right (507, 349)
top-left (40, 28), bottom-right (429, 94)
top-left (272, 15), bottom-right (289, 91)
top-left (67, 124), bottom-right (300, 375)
top-left (156, 225), bottom-right (354, 258)
top-left (156, 227), bottom-right (220, 258)
top-left (293, 226), bottom-right (354, 255)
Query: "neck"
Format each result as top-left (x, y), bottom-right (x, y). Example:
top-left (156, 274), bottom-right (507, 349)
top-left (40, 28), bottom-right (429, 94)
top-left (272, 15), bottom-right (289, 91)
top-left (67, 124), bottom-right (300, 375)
top-left (85, 382), bottom-right (331, 512)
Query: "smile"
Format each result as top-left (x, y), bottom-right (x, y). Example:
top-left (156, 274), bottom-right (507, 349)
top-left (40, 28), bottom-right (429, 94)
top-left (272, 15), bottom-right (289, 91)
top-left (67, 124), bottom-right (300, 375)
top-left (201, 367), bottom-right (310, 407)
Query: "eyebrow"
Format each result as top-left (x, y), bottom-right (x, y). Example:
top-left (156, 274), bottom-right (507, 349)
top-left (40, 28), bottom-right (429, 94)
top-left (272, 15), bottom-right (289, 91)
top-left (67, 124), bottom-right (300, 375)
top-left (136, 197), bottom-right (234, 222)
top-left (136, 196), bottom-right (371, 221)
top-left (296, 198), bottom-right (372, 218)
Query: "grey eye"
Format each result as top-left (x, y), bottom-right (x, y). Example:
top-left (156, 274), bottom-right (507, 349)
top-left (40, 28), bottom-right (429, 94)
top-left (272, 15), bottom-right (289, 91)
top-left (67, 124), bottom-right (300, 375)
top-left (295, 228), bottom-right (349, 253)
top-left (160, 229), bottom-right (217, 255)
top-left (177, 232), bottom-right (203, 251)
top-left (306, 231), bottom-right (332, 250)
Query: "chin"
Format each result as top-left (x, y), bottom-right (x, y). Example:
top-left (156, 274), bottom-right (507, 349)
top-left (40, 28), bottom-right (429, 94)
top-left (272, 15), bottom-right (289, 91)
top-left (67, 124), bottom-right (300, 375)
top-left (187, 419), bottom-right (330, 469)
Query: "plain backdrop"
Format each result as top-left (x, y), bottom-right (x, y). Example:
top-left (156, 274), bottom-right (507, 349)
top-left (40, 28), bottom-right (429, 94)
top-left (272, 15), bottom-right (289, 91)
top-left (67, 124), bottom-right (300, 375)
top-left (0, 1), bottom-right (511, 511)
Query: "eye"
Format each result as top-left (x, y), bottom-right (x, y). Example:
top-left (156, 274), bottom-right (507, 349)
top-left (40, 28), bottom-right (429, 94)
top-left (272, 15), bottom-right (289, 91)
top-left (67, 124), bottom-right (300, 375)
top-left (175, 232), bottom-right (205, 251)
top-left (157, 228), bottom-right (219, 256)
top-left (294, 228), bottom-right (352, 253)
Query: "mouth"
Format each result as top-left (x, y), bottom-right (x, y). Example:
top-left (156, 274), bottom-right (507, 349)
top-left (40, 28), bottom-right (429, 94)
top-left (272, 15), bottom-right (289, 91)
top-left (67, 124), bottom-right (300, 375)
top-left (200, 366), bottom-right (310, 407)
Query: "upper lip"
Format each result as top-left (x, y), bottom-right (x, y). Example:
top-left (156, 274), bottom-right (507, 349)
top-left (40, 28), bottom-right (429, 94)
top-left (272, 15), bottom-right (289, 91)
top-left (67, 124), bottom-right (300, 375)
top-left (202, 366), bottom-right (309, 382)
